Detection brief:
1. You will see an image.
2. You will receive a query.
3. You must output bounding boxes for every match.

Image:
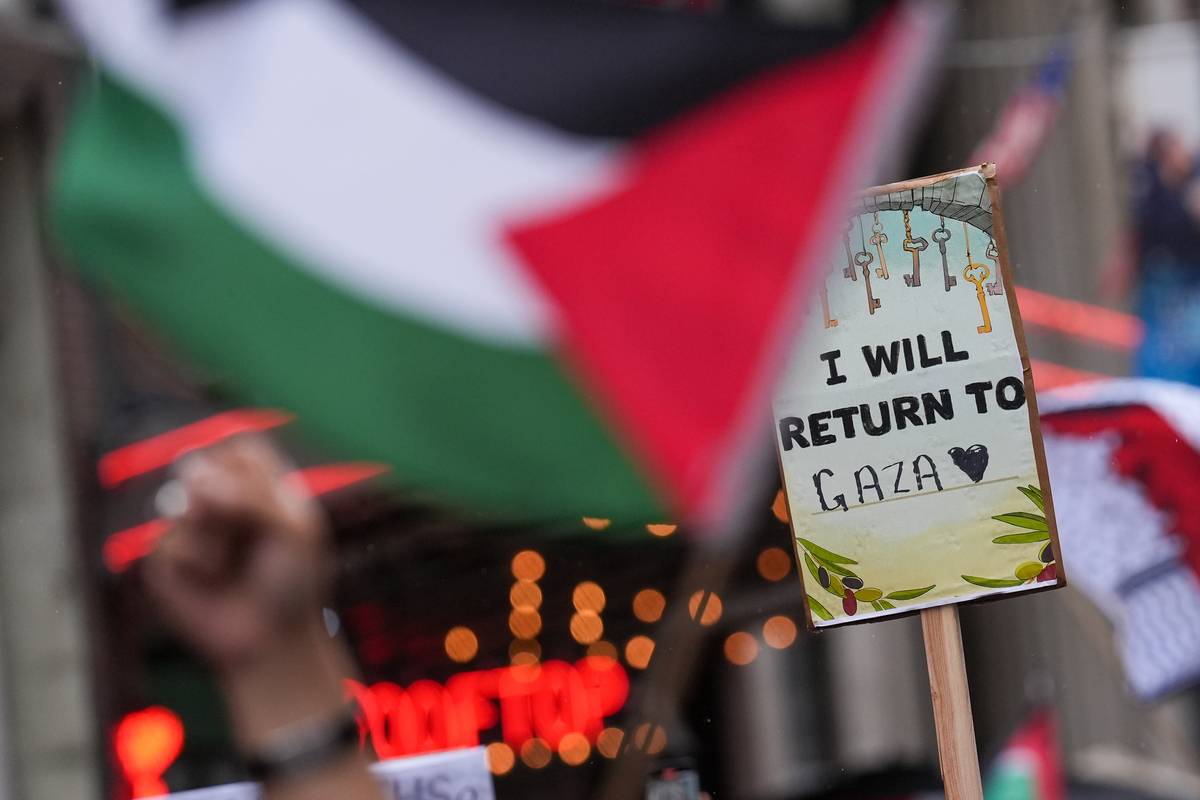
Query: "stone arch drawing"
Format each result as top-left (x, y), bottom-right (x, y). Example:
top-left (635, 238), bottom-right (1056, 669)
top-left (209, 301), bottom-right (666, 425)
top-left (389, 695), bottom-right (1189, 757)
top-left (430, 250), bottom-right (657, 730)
top-left (859, 171), bottom-right (992, 237)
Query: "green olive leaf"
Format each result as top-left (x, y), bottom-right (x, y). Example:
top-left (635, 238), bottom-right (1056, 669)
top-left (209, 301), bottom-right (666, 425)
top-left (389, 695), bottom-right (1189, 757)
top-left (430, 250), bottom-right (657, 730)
top-left (796, 537), bottom-right (858, 565)
top-left (870, 600), bottom-right (884, 612)
top-left (1017, 484), bottom-right (1045, 512)
top-left (810, 553), bottom-right (860, 579)
top-left (962, 575), bottom-right (1025, 588)
top-left (878, 599), bottom-right (895, 610)
top-left (803, 552), bottom-right (821, 583)
top-left (992, 512), bottom-right (1048, 531)
top-left (885, 585), bottom-right (935, 601)
top-left (992, 531), bottom-right (1051, 544)
top-left (807, 595), bottom-right (834, 621)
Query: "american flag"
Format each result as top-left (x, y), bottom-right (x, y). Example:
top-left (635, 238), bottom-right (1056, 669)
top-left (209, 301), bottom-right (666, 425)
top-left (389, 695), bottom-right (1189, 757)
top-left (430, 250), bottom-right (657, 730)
top-left (969, 45), bottom-right (1073, 185)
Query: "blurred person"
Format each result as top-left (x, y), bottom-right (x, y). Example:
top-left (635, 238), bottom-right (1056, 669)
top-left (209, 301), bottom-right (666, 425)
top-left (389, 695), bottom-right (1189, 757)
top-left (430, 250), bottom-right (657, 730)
top-left (146, 437), bottom-right (381, 800)
top-left (1127, 129), bottom-right (1200, 383)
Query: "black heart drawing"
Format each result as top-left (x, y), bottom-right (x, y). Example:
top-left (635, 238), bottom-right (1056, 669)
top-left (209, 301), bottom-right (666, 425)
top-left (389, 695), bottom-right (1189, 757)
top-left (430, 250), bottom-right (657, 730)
top-left (948, 444), bottom-right (989, 483)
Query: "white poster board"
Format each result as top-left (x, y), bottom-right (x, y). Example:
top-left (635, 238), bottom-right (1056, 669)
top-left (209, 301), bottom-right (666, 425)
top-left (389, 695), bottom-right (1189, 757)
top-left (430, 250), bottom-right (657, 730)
top-left (774, 165), bottom-right (1064, 628)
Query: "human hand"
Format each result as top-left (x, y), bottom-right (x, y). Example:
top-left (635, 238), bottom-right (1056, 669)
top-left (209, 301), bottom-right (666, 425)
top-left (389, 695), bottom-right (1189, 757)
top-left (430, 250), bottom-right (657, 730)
top-left (146, 436), bottom-right (331, 671)
top-left (146, 436), bottom-right (378, 797)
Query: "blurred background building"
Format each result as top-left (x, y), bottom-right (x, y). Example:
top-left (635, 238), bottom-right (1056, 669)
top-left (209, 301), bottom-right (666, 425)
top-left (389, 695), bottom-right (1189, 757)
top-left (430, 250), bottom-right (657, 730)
top-left (1, 1), bottom-right (1199, 799)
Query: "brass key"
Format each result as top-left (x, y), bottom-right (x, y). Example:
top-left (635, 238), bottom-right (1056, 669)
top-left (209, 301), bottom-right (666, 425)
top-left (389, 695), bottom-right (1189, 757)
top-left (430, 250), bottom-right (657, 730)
top-left (869, 212), bottom-right (889, 279)
top-left (855, 249), bottom-right (881, 314)
top-left (962, 223), bottom-right (992, 334)
top-left (984, 238), bottom-right (1004, 296)
top-left (841, 222), bottom-right (857, 282)
top-left (931, 216), bottom-right (955, 292)
top-left (901, 209), bottom-right (927, 287)
top-left (821, 283), bottom-right (838, 328)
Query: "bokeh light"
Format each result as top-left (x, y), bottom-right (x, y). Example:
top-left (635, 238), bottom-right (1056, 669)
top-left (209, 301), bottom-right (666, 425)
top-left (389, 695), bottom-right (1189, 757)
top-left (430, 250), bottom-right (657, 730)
top-left (632, 588), bottom-right (666, 623)
top-left (509, 580), bottom-right (542, 610)
top-left (511, 550), bottom-right (546, 581)
top-left (687, 590), bottom-right (723, 626)
top-left (581, 517), bottom-right (611, 530)
top-left (624, 635), bottom-right (655, 669)
top-left (596, 727), bottom-right (624, 759)
top-left (572, 581), bottom-right (606, 613)
top-left (724, 632), bottom-right (759, 666)
top-left (443, 626), bottom-right (478, 663)
top-left (632, 722), bottom-right (667, 755)
top-left (756, 547), bottom-right (792, 582)
top-left (772, 489), bottom-right (790, 523)
top-left (557, 732), bottom-right (591, 765)
top-left (587, 640), bottom-right (618, 660)
top-left (486, 742), bottom-right (515, 776)
top-left (570, 610), bottom-right (603, 644)
top-left (508, 608), bottom-right (542, 639)
top-left (520, 738), bottom-right (552, 769)
top-left (645, 523), bottom-right (677, 537)
top-left (763, 615), bottom-right (798, 649)
top-left (509, 638), bottom-right (541, 661)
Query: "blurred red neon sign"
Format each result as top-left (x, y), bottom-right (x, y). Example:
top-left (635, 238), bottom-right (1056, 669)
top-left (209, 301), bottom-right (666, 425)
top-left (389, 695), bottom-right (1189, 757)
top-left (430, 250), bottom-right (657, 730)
top-left (114, 706), bottom-right (185, 798)
top-left (345, 657), bottom-right (628, 759)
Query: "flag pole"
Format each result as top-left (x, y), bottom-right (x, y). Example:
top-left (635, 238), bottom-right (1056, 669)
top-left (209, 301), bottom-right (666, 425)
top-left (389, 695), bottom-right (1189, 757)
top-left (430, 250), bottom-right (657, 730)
top-left (920, 605), bottom-right (984, 800)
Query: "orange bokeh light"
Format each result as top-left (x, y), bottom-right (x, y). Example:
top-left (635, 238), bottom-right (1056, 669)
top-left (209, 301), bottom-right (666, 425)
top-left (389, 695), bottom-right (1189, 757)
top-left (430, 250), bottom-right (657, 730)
top-left (510, 580), bottom-right (543, 610)
top-left (756, 547), bottom-right (792, 582)
top-left (597, 727), bottom-right (624, 758)
top-left (509, 638), bottom-right (541, 661)
top-left (645, 523), bottom-right (677, 537)
top-left (771, 489), bottom-right (790, 523)
top-left (520, 738), bottom-right (552, 769)
top-left (632, 589), bottom-right (666, 623)
top-left (632, 722), bottom-right (667, 755)
top-left (570, 610), bottom-right (604, 645)
top-left (558, 731), bottom-right (592, 765)
top-left (724, 632), bottom-right (759, 666)
top-left (581, 517), bottom-right (611, 530)
top-left (572, 581), bottom-right (606, 613)
top-left (444, 626), bottom-right (479, 663)
top-left (486, 742), bottom-right (515, 775)
top-left (511, 550), bottom-right (546, 581)
top-left (763, 615), bottom-right (798, 649)
top-left (687, 590), bottom-right (723, 626)
top-left (587, 640), bottom-right (618, 660)
top-left (509, 608), bottom-right (542, 639)
top-left (624, 635), bottom-right (655, 670)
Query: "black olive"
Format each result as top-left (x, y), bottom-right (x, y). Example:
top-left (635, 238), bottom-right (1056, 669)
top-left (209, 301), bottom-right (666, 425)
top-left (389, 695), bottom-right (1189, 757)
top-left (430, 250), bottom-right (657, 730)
top-left (842, 576), bottom-right (864, 590)
top-left (818, 566), bottom-right (830, 588)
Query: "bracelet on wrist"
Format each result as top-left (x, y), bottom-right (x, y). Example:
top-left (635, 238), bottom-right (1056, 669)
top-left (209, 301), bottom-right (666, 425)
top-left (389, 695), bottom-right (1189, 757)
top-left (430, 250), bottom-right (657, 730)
top-left (243, 704), bottom-right (361, 784)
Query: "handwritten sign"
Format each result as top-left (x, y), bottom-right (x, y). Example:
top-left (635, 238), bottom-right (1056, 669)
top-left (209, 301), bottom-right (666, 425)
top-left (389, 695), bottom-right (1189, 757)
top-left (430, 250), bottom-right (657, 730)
top-left (774, 165), bottom-right (1064, 628)
top-left (148, 746), bottom-right (494, 800)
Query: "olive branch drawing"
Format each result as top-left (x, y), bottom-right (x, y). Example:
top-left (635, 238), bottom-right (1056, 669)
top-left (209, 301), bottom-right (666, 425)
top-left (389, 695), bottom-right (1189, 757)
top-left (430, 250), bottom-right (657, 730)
top-left (797, 537), bottom-right (935, 620)
top-left (962, 484), bottom-right (1057, 589)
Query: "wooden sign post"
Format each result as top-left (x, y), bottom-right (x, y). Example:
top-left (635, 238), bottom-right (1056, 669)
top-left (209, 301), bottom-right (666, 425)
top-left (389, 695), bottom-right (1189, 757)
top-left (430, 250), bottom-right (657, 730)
top-left (773, 165), bottom-right (1063, 797)
top-left (921, 605), bottom-right (983, 799)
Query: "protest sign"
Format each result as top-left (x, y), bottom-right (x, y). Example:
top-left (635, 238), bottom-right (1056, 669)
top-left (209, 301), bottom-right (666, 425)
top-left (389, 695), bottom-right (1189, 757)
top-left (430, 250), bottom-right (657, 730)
top-left (774, 164), bottom-right (1064, 630)
top-left (147, 746), bottom-right (494, 800)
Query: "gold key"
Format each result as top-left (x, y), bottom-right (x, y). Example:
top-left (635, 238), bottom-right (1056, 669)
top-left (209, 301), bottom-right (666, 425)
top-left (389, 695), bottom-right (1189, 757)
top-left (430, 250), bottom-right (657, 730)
top-left (841, 221), bottom-right (857, 282)
top-left (984, 238), bottom-right (1004, 296)
top-left (869, 212), bottom-right (889, 279)
top-left (961, 223), bottom-right (992, 334)
top-left (901, 209), bottom-right (927, 287)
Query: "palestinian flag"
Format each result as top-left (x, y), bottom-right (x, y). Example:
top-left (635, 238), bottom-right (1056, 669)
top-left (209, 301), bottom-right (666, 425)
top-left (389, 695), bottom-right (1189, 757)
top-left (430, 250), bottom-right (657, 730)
top-left (983, 709), bottom-right (1065, 800)
top-left (1041, 379), bottom-right (1200, 698)
top-left (53, 0), bottom-right (944, 525)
